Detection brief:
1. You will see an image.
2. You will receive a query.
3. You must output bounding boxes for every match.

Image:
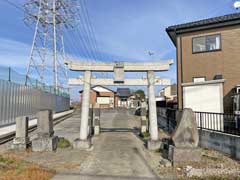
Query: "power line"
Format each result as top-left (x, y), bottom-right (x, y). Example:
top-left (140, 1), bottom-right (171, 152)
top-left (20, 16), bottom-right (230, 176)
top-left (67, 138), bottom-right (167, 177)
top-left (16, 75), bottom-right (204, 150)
top-left (79, 0), bottom-right (99, 61)
top-left (82, 0), bottom-right (103, 61)
top-left (73, 2), bottom-right (97, 62)
top-left (4, 0), bottom-right (24, 12)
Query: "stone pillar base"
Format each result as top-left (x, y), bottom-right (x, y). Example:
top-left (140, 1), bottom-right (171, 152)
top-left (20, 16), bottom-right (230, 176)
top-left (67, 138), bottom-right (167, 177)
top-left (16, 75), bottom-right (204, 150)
top-left (32, 136), bottom-right (58, 152)
top-left (147, 140), bottom-right (162, 151)
top-left (11, 138), bottom-right (30, 150)
top-left (94, 126), bottom-right (100, 136)
top-left (73, 138), bottom-right (92, 150)
top-left (168, 145), bottom-right (201, 163)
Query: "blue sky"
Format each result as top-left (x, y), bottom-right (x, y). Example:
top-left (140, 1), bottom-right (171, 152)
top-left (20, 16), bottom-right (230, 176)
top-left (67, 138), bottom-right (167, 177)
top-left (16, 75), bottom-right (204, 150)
top-left (0, 0), bottom-right (238, 101)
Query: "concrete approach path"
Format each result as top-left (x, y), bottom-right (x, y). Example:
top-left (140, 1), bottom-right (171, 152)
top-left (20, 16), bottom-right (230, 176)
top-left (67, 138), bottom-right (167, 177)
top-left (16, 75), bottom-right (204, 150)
top-left (52, 109), bottom-right (160, 180)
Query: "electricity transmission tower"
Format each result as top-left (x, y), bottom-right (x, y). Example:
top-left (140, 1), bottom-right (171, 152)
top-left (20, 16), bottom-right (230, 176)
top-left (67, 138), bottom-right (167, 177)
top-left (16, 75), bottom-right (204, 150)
top-left (24, 0), bottom-right (78, 91)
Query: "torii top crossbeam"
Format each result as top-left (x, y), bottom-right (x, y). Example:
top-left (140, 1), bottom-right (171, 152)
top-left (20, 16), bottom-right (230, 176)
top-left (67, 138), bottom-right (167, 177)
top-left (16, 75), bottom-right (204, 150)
top-left (65, 60), bottom-right (174, 72)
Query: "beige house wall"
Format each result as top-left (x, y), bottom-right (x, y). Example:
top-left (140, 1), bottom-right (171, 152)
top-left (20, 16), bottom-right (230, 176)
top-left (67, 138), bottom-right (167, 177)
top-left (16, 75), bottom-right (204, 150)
top-left (177, 25), bottom-right (240, 113)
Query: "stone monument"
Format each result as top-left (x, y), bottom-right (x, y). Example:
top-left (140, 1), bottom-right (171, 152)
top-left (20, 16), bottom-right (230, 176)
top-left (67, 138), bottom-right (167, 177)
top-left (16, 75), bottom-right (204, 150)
top-left (32, 110), bottom-right (58, 152)
top-left (167, 109), bottom-right (200, 163)
top-left (11, 116), bottom-right (30, 150)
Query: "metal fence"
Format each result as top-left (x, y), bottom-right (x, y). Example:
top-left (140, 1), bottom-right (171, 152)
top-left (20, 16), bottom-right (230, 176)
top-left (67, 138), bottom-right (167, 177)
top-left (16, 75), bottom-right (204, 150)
top-left (0, 66), bottom-right (69, 98)
top-left (157, 107), bottom-right (240, 136)
top-left (0, 66), bottom-right (70, 127)
top-left (157, 108), bottom-right (177, 133)
top-left (195, 112), bottom-right (240, 136)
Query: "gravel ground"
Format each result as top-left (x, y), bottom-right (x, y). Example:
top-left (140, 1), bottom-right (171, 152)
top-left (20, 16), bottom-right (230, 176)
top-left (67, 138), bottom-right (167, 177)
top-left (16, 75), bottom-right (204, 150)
top-left (1, 109), bottom-right (240, 180)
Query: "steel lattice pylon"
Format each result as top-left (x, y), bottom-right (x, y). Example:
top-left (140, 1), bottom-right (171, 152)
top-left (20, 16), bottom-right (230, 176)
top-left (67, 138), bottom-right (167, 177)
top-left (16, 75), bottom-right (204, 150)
top-left (24, 0), bottom-right (78, 91)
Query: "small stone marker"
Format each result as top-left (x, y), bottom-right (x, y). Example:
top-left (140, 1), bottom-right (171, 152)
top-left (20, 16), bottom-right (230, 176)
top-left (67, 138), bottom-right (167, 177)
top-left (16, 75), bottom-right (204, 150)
top-left (12, 116), bottom-right (30, 150)
top-left (32, 110), bottom-right (58, 152)
top-left (168, 108), bottom-right (200, 163)
top-left (94, 104), bottom-right (100, 136)
top-left (141, 116), bottom-right (147, 133)
top-left (140, 101), bottom-right (147, 133)
top-left (88, 104), bottom-right (93, 136)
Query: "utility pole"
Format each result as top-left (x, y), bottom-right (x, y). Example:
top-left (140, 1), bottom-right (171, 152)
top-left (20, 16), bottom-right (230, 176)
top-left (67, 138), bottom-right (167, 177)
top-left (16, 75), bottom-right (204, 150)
top-left (24, 0), bottom-right (78, 91)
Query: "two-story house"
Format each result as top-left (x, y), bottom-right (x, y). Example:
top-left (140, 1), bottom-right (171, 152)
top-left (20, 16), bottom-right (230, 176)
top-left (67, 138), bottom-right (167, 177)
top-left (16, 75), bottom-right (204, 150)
top-left (166, 13), bottom-right (240, 113)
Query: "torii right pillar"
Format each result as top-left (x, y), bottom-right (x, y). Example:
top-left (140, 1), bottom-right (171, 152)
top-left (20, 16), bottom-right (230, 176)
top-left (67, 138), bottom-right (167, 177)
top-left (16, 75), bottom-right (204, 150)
top-left (147, 71), bottom-right (161, 150)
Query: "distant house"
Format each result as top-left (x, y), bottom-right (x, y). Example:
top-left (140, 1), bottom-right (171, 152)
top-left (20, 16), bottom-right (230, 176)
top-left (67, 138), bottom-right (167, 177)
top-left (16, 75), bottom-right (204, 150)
top-left (79, 85), bottom-right (118, 109)
top-left (159, 84), bottom-right (177, 108)
top-left (79, 86), bottom-right (139, 109)
top-left (166, 13), bottom-right (240, 113)
top-left (116, 88), bottom-right (132, 108)
top-left (159, 84), bottom-right (177, 101)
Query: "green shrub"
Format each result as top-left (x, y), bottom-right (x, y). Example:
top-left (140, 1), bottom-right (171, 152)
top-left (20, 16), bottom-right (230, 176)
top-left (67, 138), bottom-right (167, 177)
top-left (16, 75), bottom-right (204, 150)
top-left (139, 132), bottom-right (151, 140)
top-left (57, 138), bottom-right (71, 148)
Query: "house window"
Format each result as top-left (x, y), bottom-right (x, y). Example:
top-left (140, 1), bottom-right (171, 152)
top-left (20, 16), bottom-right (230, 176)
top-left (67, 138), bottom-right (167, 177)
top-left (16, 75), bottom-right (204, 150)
top-left (193, 34), bottom-right (221, 53)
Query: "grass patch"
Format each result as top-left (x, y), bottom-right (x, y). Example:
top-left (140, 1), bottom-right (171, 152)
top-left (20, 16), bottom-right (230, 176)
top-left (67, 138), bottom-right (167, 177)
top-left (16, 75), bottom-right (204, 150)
top-left (0, 154), bottom-right (55, 180)
top-left (139, 132), bottom-right (150, 139)
top-left (202, 154), bottom-right (220, 161)
top-left (155, 148), bottom-right (162, 153)
top-left (0, 156), bottom-right (16, 165)
top-left (57, 137), bottom-right (71, 149)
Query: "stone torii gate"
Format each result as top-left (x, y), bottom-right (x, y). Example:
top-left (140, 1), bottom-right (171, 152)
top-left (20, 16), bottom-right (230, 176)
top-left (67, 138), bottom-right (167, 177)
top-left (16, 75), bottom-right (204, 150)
top-left (65, 60), bottom-right (173, 150)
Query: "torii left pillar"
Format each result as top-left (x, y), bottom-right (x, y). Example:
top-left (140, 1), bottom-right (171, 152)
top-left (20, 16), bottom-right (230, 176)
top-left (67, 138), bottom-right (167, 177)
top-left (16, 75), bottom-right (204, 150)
top-left (73, 70), bottom-right (92, 150)
top-left (147, 71), bottom-right (162, 151)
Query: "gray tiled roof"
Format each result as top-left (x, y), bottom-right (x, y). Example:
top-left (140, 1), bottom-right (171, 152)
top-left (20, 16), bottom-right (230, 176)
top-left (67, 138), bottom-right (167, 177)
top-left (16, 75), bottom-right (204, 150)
top-left (167, 13), bottom-right (240, 31)
top-left (166, 13), bottom-right (240, 46)
top-left (117, 88), bottom-right (131, 97)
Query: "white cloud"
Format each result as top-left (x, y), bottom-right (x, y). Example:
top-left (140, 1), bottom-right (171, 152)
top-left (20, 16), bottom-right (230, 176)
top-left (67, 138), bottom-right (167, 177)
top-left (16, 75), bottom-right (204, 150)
top-left (0, 38), bottom-right (70, 87)
top-left (0, 38), bottom-right (30, 68)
